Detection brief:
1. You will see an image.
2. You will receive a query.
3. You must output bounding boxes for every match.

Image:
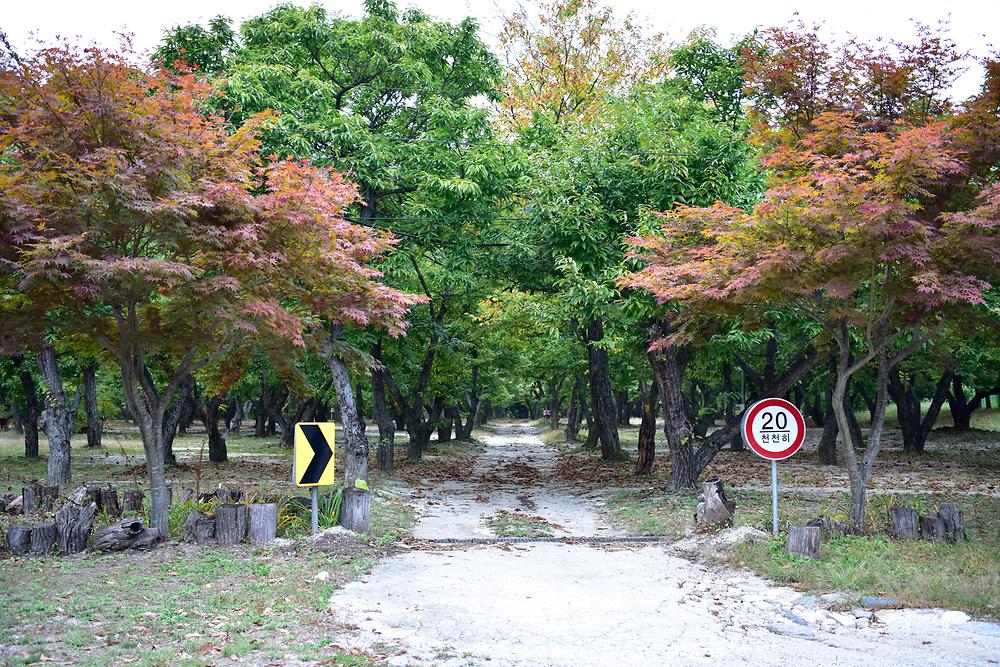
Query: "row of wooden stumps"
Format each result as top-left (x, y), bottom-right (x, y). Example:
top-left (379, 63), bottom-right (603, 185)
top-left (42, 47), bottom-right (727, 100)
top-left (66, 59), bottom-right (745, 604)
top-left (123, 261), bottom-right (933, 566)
top-left (785, 504), bottom-right (968, 558)
top-left (5, 484), bottom-right (157, 556)
top-left (183, 502), bottom-right (278, 546)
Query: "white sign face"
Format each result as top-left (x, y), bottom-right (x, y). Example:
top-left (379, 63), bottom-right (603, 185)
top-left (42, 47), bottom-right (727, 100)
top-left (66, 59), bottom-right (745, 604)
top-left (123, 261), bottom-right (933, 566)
top-left (741, 398), bottom-right (806, 460)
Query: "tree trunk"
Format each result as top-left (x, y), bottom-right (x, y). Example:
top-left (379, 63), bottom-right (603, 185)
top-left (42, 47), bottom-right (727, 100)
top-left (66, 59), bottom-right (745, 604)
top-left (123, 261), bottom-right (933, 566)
top-left (160, 374), bottom-right (194, 467)
top-left (54, 501), bottom-right (97, 554)
top-left (372, 344), bottom-right (395, 472)
top-left (38, 345), bottom-right (73, 488)
top-left (82, 363), bottom-right (102, 448)
top-left (565, 375), bottom-right (583, 441)
top-left (328, 352), bottom-right (369, 489)
top-left (648, 321), bottom-right (695, 491)
top-left (818, 350), bottom-right (838, 465)
top-left (18, 361), bottom-right (40, 459)
top-left (785, 525), bottom-right (821, 558)
top-left (635, 380), bottom-right (658, 475)
top-left (548, 378), bottom-right (564, 430)
top-left (94, 518), bottom-right (162, 551)
top-left (214, 504), bottom-right (247, 545)
top-left (227, 394), bottom-right (243, 434)
top-left (183, 510), bottom-right (215, 544)
top-left (199, 394), bottom-right (228, 463)
top-left (890, 507), bottom-right (919, 539)
top-left (889, 367), bottom-right (951, 453)
top-left (583, 319), bottom-right (621, 461)
top-left (254, 380), bottom-right (270, 437)
top-left (340, 488), bottom-right (371, 534)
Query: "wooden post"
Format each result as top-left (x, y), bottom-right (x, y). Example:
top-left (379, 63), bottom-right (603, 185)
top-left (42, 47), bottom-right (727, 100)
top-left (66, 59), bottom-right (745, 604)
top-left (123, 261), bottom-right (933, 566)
top-left (248, 503), bottom-right (278, 543)
top-left (339, 489), bottom-right (371, 534)
top-left (30, 521), bottom-right (57, 555)
top-left (123, 490), bottom-right (144, 514)
top-left (183, 510), bottom-right (216, 544)
top-left (214, 504), bottom-right (247, 545)
top-left (890, 507), bottom-right (919, 539)
top-left (7, 525), bottom-right (32, 555)
top-left (785, 525), bottom-right (821, 558)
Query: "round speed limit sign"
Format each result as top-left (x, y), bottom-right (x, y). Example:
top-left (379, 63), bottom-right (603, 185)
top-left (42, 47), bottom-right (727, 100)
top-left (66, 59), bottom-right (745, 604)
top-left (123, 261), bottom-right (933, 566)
top-left (741, 398), bottom-right (806, 460)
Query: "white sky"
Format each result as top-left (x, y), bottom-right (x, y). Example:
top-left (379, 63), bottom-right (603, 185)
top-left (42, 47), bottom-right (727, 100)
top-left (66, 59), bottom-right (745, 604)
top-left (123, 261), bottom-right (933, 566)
top-left (3, 0), bottom-right (996, 101)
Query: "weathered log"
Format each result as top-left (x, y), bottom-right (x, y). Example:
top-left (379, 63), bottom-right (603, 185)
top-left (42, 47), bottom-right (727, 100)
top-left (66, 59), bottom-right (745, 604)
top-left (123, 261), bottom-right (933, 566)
top-left (100, 488), bottom-right (121, 519)
top-left (54, 501), bottom-right (98, 554)
top-left (183, 510), bottom-right (216, 544)
top-left (339, 489), bottom-right (371, 534)
top-left (248, 503), bottom-right (278, 543)
top-left (694, 477), bottom-right (736, 532)
top-left (6, 495), bottom-right (23, 515)
top-left (0, 493), bottom-right (14, 513)
top-left (93, 519), bottom-right (162, 551)
top-left (69, 485), bottom-right (89, 505)
top-left (785, 525), bottom-right (822, 558)
top-left (919, 515), bottom-right (946, 541)
top-left (214, 504), bottom-right (247, 545)
top-left (30, 521), bottom-right (58, 555)
top-left (227, 489), bottom-right (243, 503)
top-left (86, 485), bottom-right (104, 512)
top-left (7, 525), bottom-right (31, 555)
top-left (937, 504), bottom-right (967, 542)
top-left (123, 490), bottom-right (144, 514)
top-left (890, 507), bottom-right (919, 539)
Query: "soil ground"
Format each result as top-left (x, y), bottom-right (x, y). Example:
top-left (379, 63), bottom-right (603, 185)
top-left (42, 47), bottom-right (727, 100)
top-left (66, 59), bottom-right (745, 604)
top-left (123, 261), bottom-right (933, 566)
top-left (329, 424), bottom-right (1000, 667)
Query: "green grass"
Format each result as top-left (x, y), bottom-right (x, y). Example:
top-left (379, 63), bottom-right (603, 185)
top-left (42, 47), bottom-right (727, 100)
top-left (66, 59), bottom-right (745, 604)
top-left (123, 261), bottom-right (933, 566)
top-left (484, 509), bottom-right (557, 537)
top-left (737, 534), bottom-right (1000, 617)
top-left (608, 487), bottom-right (1000, 618)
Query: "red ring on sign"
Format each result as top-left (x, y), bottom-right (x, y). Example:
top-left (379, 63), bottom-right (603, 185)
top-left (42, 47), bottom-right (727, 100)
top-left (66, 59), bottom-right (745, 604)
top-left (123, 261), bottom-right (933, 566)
top-left (743, 398), bottom-right (805, 460)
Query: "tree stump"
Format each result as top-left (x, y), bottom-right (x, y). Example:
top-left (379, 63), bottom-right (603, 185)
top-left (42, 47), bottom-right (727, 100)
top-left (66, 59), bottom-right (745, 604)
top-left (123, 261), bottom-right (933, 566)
top-left (69, 485), bottom-right (89, 505)
top-left (339, 488), bottom-right (371, 534)
top-left (123, 490), bottom-right (144, 514)
top-left (93, 519), bottom-right (162, 551)
top-left (214, 504), bottom-right (247, 545)
top-left (86, 485), bottom-right (104, 512)
top-left (54, 501), bottom-right (98, 554)
top-left (22, 485), bottom-right (38, 515)
top-left (214, 488), bottom-right (243, 503)
top-left (807, 516), bottom-right (850, 539)
top-left (919, 515), bottom-right (946, 541)
top-left (890, 507), bottom-right (919, 539)
top-left (7, 525), bottom-right (31, 555)
top-left (694, 478), bottom-right (736, 532)
top-left (100, 488), bottom-right (121, 519)
top-left (785, 525), bottom-right (821, 558)
top-left (30, 521), bottom-right (58, 555)
top-left (248, 503), bottom-right (278, 543)
top-left (183, 510), bottom-right (216, 544)
top-left (937, 504), bottom-right (967, 542)
top-left (0, 493), bottom-right (13, 513)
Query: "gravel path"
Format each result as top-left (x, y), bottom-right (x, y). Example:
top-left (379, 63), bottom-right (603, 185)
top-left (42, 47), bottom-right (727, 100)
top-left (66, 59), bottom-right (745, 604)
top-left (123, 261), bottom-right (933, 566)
top-left (329, 424), bottom-right (1000, 666)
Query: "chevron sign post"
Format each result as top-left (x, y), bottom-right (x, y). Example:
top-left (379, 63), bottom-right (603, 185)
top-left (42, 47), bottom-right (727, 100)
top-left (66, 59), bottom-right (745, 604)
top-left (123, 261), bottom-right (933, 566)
top-left (294, 422), bottom-right (336, 534)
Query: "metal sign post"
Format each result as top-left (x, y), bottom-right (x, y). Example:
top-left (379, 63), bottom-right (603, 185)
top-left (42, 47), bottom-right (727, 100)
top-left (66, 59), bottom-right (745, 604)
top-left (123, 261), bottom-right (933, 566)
top-left (771, 460), bottom-right (779, 537)
top-left (741, 398), bottom-right (806, 538)
top-left (293, 422), bottom-right (337, 536)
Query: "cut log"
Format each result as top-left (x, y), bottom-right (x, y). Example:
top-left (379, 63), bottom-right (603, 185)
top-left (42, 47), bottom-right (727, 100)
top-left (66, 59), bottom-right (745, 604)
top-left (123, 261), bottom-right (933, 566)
top-left (183, 510), bottom-right (216, 544)
top-left (214, 504), bottom-right (247, 545)
top-left (7, 525), bottom-right (31, 555)
top-left (248, 503), bottom-right (278, 543)
top-left (86, 485), bottom-right (104, 512)
top-left (919, 515), bottom-right (946, 541)
top-left (99, 488), bottom-right (121, 519)
top-left (890, 507), bottom-right (919, 539)
top-left (785, 525), bottom-right (822, 558)
top-left (694, 477), bottom-right (736, 532)
top-left (123, 490), bottom-right (144, 514)
top-left (69, 485), bottom-right (88, 505)
top-left (937, 504), bottom-right (967, 542)
top-left (339, 489), bottom-right (371, 534)
top-left (30, 521), bottom-right (58, 555)
top-left (93, 519), bottom-right (162, 551)
top-left (54, 501), bottom-right (98, 554)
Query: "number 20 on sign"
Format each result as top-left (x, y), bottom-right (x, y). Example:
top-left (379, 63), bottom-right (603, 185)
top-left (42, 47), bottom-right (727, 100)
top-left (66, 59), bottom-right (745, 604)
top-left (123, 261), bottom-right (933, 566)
top-left (741, 398), bottom-right (806, 537)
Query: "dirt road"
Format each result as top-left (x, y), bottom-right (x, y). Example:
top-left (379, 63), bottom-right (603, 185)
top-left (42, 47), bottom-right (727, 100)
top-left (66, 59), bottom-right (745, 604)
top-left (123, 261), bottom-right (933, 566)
top-left (330, 424), bottom-right (1000, 666)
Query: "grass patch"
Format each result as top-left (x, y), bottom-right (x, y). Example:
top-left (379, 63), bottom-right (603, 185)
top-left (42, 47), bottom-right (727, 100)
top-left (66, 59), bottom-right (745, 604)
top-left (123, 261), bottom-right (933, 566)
top-left (735, 534), bottom-right (1000, 617)
top-left (484, 509), bottom-right (558, 537)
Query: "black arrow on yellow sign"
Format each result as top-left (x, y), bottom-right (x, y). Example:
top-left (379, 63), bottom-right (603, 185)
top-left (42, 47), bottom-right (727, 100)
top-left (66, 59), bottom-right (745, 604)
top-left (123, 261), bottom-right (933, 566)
top-left (298, 424), bottom-right (333, 485)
